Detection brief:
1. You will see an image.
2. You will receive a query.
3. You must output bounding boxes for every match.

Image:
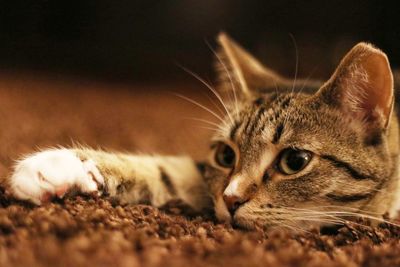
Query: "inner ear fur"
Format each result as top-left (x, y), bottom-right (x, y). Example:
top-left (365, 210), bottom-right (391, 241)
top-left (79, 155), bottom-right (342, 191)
top-left (315, 42), bottom-right (394, 129)
top-left (215, 32), bottom-right (290, 97)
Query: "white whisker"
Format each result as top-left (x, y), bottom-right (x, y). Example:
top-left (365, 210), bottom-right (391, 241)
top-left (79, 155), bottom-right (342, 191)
top-left (280, 221), bottom-right (311, 234)
top-left (278, 206), bottom-right (400, 227)
top-left (177, 64), bottom-right (234, 125)
top-left (296, 64), bottom-right (320, 97)
top-left (296, 204), bottom-right (385, 216)
top-left (291, 216), bottom-right (345, 225)
top-left (193, 125), bottom-right (224, 133)
top-left (173, 93), bottom-right (227, 125)
top-left (332, 180), bottom-right (390, 196)
top-left (202, 92), bottom-right (226, 118)
top-left (205, 40), bottom-right (240, 117)
top-left (184, 117), bottom-right (224, 129)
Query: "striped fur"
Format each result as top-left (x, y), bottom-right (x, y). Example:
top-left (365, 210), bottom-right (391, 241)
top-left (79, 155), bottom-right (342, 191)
top-left (7, 33), bottom-right (400, 231)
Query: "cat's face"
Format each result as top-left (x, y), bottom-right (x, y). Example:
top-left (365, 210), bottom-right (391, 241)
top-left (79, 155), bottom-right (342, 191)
top-left (203, 33), bottom-right (398, 230)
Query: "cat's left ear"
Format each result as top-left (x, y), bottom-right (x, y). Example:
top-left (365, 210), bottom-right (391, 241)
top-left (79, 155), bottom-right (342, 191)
top-left (215, 32), bottom-right (290, 97)
top-left (315, 42), bottom-right (394, 129)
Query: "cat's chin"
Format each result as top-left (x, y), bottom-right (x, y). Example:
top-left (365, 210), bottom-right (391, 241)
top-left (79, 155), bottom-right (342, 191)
top-left (214, 198), bottom-right (338, 231)
top-left (231, 216), bottom-right (257, 230)
top-left (232, 208), bottom-right (326, 231)
top-left (214, 196), bottom-right (232, 223)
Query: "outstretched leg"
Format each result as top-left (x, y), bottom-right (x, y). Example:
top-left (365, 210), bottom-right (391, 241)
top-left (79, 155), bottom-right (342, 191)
top-left (8, 148), bottom-right (211, 212)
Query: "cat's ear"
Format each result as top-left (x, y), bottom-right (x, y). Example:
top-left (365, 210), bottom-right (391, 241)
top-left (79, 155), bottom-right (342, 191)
top-left (215, 32), bottom-right (288, 97)
top-left (315, 42), bottom-right (394, 129)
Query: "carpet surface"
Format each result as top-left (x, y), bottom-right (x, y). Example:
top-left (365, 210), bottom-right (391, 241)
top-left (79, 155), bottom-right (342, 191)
top-left (0, 73), bottom-right (399, 267)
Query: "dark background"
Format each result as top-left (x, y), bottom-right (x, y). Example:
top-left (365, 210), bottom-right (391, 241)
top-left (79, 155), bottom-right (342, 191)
top-left (0, 0), bottom-right (399, 83)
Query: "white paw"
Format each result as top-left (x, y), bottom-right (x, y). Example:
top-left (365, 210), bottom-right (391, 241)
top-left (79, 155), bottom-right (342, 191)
top-left (10, 149), bottom-right (105, 205)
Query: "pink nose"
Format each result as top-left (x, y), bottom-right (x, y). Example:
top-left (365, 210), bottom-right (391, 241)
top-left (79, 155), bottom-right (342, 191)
top-left (223, 194), bottom-right (249, 216)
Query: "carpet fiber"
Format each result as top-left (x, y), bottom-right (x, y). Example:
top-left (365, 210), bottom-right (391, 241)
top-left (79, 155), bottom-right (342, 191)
top-left (0, 73), bottom-right (399, 267)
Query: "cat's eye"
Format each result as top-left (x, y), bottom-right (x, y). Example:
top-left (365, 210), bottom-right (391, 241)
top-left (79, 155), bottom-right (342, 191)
top-left (214, 142), bottom-right (236, 168)
top-left (277, 149), bottom-right (312, 175)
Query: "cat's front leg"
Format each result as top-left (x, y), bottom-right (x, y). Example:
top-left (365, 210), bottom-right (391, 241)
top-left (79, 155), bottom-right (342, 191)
top-left (9, 149), bottom-right (104, 204)
top-left (8, 148), bottom-right (211, 212)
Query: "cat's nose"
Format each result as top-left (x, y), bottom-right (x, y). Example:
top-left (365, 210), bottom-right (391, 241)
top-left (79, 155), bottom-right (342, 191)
top-left (223, 194), bottom-right (249, 216)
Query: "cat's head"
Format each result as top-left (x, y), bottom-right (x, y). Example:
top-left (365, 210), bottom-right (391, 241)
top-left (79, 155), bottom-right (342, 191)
top-left (203, 33), bottom-right (399, 230)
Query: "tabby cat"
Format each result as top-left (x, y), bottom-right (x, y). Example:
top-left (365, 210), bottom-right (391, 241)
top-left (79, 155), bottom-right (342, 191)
top-left (7, 33), bottom-right (400, 231)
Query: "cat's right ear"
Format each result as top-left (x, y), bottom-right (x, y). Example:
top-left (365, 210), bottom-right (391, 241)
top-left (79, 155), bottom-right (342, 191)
top-left (215, 32), bottom-right (289, 98)
top-left (314, 42), bottom-right (394, 130)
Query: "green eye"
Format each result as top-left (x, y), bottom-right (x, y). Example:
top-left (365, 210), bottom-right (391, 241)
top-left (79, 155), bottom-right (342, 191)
top-left (278, 149), bottom-right (312, 175)
top-left (215, 143), bottom-right (236, 168)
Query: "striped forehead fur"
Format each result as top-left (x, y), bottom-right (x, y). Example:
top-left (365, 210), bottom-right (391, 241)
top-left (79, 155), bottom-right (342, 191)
top-left (206, 87), bottom-right (399, 230)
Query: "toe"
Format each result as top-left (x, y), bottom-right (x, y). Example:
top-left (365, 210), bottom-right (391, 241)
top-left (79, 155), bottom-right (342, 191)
top-left (40, 191), bottom-right (53, 203)
top-left (55, 184), bottom-right (70, 197)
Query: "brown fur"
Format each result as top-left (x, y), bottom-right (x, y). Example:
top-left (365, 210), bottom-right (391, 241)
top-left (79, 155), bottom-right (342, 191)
top-left (205, 33), bottom-right (400, 229)
top-left (8, 33), bottom-right (400, 231)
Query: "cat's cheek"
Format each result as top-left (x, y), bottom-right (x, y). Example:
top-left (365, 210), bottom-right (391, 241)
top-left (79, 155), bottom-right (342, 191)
top-left (232, 208), bottom-right (257, 230)
top-left (214, 196), bottom-right (231, 223)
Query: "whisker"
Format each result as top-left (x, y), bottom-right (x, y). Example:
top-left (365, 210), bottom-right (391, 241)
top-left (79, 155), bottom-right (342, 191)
top-left (253, 214), bottom-right (312, 234)
top-left (279, 206), bottom-right (400, 227)
top-left (291, 216), bottom-right (345, 225)
top-left (332, 180), bottom-right (390, 196)
top-left (282, 217), bottom-right (315, 234)
top-left (290, 215), bottom-right (370, 236)
top-left (202, 92), bottom-right (226, 117)
top-left (266, 209), bottom-right (369, 232)
top-left (184, 117), bottom-right (224, 129)
top-left (177, 64), bottom-right (234, 125)
top-left (205, 40), bottom-right (240, 117)
top-left (297, 204), bottom-right (385, 216)
top-left (252, 207), bottom-right (371, 234)
top-left (173, 93), bottom-right (227, 125)
top-left (296, 64), bottom-right (321, 97)
top-left (280, 221), bottom-right (312, 234)
top-left (272, 80), bottom-right (281, 99)
top-left (254, 203), bottom-right (400, 233)
top-left (193, 125), bottom-right (224, 133)
top-left (291, 213), bottom-right (374, 232)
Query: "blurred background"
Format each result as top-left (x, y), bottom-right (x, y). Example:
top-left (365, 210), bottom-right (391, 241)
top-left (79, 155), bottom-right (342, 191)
top-left (0, 0), bottom-right (398, 81)
top-left (0, 0), bottom-right (399, 177)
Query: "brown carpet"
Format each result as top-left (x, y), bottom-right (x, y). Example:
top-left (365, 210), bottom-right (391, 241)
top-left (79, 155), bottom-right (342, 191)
top-left (0, 72), bottom-right (399, 267)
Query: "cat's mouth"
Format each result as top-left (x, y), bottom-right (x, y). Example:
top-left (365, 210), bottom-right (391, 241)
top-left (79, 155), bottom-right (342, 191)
top-left (214, 196), bottom-right (257, 229)
top-left (231, 214), bottom-right (257, 230)
top-left (214, 195), bottom-right (328, 231)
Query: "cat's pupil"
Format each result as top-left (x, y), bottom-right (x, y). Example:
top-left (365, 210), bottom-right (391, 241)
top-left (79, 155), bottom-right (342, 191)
top-left (215, 143), bottom-right (235, 168)
top-left (278, 149), bottom-right (311, 174)
top-left (287, 151), bottom-right (308, 170)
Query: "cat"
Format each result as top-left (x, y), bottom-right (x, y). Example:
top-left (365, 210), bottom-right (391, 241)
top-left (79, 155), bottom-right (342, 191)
top-left (6, 33), bottom-right (400, 231)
